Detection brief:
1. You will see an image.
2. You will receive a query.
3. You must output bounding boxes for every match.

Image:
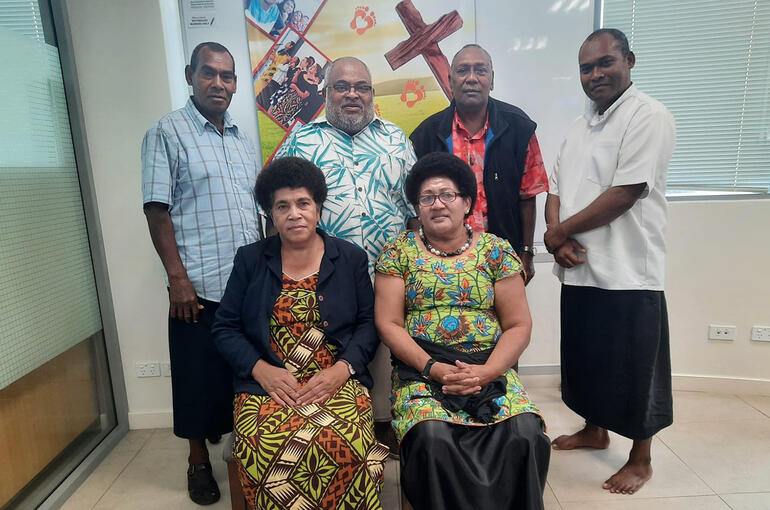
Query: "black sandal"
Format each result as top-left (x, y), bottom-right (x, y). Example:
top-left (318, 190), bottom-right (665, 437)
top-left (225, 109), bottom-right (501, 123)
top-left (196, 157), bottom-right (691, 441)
top-left (187, 462), bottom-right (220, 505)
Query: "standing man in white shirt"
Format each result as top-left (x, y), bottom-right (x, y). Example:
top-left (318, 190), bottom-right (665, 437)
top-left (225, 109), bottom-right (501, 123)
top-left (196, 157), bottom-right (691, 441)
top-left (544, 28), bottom-right (675, 495)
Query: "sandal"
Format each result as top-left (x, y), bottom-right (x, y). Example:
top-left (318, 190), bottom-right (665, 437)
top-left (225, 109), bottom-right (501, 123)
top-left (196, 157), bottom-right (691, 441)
top-left (187, 462), bottom-right (220, 505)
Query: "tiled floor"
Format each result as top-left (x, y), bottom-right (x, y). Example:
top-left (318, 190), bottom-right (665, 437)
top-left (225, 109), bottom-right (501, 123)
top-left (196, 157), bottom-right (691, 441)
top-left (60, 388), bottom-right (770, 509)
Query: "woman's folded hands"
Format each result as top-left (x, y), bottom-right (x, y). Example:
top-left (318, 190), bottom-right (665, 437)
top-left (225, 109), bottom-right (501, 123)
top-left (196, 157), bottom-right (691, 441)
top-left (252, 359), bottom-right (351, 408)
top-left (295, 362), bottom-right (350, 406)
top-left (252, 359), bottom-right (300, 407)
top-left (430, 360), bottom-right (497, 396)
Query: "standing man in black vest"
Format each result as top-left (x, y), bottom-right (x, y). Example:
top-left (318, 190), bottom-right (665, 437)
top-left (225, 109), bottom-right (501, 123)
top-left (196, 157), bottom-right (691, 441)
top-left (410, 44), bottom-right (548, 283)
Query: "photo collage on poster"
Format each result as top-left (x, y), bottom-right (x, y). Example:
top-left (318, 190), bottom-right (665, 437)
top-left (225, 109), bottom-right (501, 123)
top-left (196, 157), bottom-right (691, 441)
top-left (244, 1), bottom-right (476, 163)
top-left (245, 0), bottom-right (328, 141)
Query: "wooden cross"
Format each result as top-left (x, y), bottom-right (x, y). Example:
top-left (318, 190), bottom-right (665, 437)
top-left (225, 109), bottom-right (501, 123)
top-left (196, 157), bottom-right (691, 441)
top-left (385, 0), bottom-right (463, 100)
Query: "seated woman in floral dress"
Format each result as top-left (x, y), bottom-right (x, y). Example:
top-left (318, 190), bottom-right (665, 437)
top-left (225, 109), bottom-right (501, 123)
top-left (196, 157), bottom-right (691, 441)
top-left (375, 152), bottom-right (551, 510)
top-left (213, 157), bottom-right (389, 510)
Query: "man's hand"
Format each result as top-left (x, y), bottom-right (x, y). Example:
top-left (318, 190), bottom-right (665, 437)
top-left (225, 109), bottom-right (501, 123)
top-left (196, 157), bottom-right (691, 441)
top-left (521, 252), bottom-right (535, 286)
top-left (168, 275), bottom-right (203, 323)
top-left (252, 360), bottom-right (300, 408)
top-left (544, 222), bottom-right (569, 253)
top-left (554, 239), bottom-right (586, 268)
top-left (295, 362), bottom-right (350, 405)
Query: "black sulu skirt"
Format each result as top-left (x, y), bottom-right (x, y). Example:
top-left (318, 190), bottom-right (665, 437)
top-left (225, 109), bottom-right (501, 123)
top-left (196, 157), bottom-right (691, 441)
top-left (168, 297), bottom-right (234, 439)
top-left (560, 284), bottom-right (674, 440)
top-left (400, 413), bottom-right (550, 510)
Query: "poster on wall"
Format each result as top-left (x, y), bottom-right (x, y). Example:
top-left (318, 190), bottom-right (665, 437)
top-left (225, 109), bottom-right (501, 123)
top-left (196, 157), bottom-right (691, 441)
top-left (243, 0), bottom-right (475, 163)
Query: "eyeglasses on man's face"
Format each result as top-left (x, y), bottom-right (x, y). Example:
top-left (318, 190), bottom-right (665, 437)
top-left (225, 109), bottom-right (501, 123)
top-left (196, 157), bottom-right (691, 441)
top-left (417, 191), bottom-right (462, 207)
top-left (330, 81), bottom-right (373, 94)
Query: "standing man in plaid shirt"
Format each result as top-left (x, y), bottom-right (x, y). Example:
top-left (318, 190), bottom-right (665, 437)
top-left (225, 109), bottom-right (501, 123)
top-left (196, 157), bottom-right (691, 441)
top-left (141, 42), bottom-right (260, 506)
top-left (410, 44), bottom-right (549, 283)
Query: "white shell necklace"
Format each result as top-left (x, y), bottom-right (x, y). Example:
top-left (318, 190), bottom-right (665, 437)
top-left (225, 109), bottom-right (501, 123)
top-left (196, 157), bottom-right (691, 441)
top-left (419, 223), bottom-right (473, 257)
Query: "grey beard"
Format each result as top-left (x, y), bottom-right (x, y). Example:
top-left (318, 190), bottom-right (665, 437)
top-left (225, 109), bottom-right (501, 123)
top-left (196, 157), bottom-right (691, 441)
top-left (325, 101), bottom-right (374, 135)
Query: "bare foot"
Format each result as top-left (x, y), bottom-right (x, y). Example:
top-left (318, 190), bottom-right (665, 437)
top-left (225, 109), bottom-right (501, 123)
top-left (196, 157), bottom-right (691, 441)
top-left (603, 457), bottom-right (652, 494)
top-left (551, 424), bottom-right (610, 450)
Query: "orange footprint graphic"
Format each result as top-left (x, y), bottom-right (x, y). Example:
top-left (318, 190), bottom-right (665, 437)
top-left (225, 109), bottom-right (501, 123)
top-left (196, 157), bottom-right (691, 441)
top-left (400, 80), bottom-right (426, 108)
top-left (350, 6), bottom-right (376, 35)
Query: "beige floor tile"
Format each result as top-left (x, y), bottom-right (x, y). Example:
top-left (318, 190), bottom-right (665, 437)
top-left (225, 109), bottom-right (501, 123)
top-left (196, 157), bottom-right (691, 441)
top-left (92, 446), bottom-right (231, 510)
top-left (721, 492), bottom-right (770, 509)
top-left (380, 458), bottom-right (401, 510)
top-left (142, 427), bottom-right (195, 452)
top-left (111, 429), bottom-right (153, 454)
top-left (525, 385), bottom-right (564, 405)
top-left (536, 400), bottom-right (588, 440)
top-left (672, 391), bottom-right (766, 423)
top-left (740, 394), bottom-right (770, 418)
top-left (59, 448), bottom-right (138, 510)
top-left (561, 494), bottom-right (729, 510)
top-left (547, 435), bottom-right (713, 503)
top-left (544, 482), bottom-right (562, 510)
top-left (658, 418), bottom-right (770, 494)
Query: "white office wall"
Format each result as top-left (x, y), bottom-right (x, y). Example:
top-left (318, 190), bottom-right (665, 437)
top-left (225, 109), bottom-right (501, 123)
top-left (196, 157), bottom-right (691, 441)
top-left (665, 200), bottom-right (770, 381)
top-left (522, 199), bottom-right (770, 389)
top-left (64, 0), bottom-right (176, 427)
top-left (62, 1), bottom-right (770, 428)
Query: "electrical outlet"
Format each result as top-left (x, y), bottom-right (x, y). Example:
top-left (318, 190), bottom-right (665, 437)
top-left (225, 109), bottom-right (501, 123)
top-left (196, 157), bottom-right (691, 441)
top-left (751, 326), bottom-right (770, 342)
top-left (161, 362), bottom-right (172, 377)
top-left (136, 361), bottom-right (161, 377)
top-left (708, 325), bottom-right (735, 341)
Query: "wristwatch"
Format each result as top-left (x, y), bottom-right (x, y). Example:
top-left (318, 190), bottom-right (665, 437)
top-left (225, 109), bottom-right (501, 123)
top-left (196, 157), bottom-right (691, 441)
top-left (421, 358), bottom-right (436, 380)
top-left (340, 359), bottom-right (355, 376)
top-left (522, 245), bottom-right (537, 256)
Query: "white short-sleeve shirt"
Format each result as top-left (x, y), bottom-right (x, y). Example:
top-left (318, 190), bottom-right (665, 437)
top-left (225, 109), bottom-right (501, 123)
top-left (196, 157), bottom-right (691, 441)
top-left (550, 85), bottom-right (676, 290)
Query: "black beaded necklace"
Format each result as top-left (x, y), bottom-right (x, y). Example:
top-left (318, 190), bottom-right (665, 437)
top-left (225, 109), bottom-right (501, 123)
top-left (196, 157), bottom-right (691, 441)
top-left (419, 223), bottom-right (473, 257)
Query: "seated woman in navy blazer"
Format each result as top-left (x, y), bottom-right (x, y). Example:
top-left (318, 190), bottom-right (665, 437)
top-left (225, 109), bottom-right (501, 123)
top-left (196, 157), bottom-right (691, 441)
top-left (212, 157), bottom-right (389, 510)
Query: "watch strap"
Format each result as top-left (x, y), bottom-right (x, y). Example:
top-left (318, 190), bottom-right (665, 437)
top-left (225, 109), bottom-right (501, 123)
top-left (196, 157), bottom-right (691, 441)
top-left (421, 358), bottom-right (436, 380)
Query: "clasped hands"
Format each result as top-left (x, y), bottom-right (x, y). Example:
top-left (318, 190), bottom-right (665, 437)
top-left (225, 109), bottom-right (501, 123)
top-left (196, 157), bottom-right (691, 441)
top-left (429, 361), bottom-right (496, 396)
top-left (252, 359), bottom-right (350, 408)
top-left (544, 222), bottom-right (586, 269)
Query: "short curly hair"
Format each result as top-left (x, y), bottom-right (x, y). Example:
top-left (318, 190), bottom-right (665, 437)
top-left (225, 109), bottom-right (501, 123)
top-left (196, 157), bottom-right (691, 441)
top-left (255, 157), bottom-right (327, 215)
top-left (404, 152), bottom-right (477, 216)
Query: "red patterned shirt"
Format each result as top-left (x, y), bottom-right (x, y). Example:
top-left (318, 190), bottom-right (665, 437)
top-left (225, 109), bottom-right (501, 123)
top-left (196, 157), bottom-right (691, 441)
top-left (451, 111), bottom-right (549, 231)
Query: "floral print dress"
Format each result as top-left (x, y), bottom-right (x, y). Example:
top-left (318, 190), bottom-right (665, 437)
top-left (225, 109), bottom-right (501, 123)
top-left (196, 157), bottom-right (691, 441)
top-left (375, 231), bottom-right (542, 441)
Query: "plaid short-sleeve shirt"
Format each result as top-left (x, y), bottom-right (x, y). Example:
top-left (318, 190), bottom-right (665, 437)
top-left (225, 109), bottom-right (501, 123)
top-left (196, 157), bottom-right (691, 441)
top-left (141, 98), bottom-right (260, 302)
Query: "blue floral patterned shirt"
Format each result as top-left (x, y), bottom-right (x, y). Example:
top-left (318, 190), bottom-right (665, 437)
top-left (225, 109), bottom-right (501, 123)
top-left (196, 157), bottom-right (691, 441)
top-left (275, 116), bottom-right (416, 276)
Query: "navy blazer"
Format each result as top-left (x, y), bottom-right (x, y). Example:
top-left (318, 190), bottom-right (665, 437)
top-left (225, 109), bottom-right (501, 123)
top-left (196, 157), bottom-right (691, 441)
top-left (211, 229), bottom-right (379, 396)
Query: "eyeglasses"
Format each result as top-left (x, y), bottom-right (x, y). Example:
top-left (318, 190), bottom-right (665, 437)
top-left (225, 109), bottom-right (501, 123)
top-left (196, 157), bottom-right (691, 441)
top-left (331, 82), bottom-right (373, 94)
top-left (452, 64), bottom-right (491, 78)
top-left (417, 191), bottom-right (461, 206)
